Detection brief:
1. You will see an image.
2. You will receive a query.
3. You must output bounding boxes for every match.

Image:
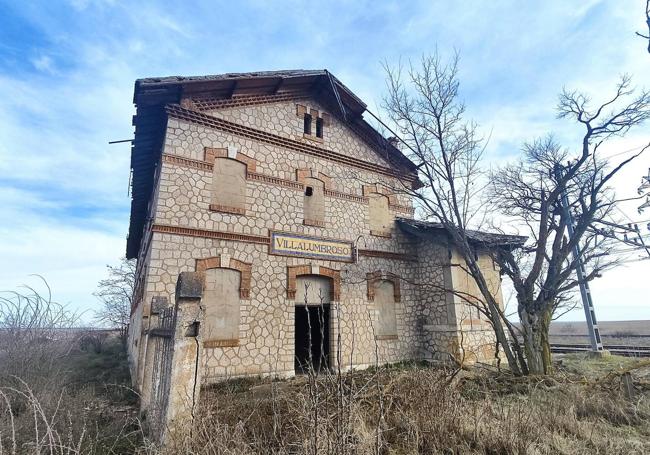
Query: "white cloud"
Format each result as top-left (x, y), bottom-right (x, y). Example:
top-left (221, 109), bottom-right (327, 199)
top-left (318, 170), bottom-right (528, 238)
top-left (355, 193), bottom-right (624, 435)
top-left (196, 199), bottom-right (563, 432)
top-left (31, 54), bottom-right (55, 73)
top-left (1, 0), bottom-right (649, 323)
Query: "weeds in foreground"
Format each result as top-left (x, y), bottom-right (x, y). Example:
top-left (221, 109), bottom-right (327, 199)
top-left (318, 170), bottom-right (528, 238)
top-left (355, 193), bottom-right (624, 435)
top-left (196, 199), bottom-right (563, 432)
top-left (2, 283), bottom-right (649, 454)
top-left (164, 364), bottom-right (649, 455)
top-left (2, 354), bottom-right (649, 454)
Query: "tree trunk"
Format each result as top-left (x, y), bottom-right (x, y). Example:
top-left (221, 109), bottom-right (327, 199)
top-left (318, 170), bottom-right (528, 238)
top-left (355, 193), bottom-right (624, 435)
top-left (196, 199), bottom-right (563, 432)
top-left (460, 251), bottom-right (526, 376)
top-left (520, 304), bottom-right (553, 375)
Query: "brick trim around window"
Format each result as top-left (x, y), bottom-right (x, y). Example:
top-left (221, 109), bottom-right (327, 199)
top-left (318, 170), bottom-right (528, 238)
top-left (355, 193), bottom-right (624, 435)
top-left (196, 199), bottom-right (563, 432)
top-left (196, 255), bottom-right (252, 299)
top-left (366, 271), bottom-right (401, 303)
top-left (287, 264), bottom-right (340, 301)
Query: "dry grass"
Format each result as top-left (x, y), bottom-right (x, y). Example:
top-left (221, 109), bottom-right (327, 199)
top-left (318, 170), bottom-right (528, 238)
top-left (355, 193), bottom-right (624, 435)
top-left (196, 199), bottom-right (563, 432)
top-left (2, 351), bottom-right (649, 454)
top-left (0, 339), bottom-right (143, 455)
top-left (162, 358), bottom-right (650, 455)
top-left (2, 285), bottom-right (649, 453)
top-left (0, 283), bottom-right (142, 454)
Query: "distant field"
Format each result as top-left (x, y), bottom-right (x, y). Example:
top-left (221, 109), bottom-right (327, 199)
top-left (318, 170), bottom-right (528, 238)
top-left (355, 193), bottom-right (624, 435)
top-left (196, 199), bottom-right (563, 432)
top-left (549, 320), bottom-right (650, 336)
top-left (549, 320), bottom-right (650, 347)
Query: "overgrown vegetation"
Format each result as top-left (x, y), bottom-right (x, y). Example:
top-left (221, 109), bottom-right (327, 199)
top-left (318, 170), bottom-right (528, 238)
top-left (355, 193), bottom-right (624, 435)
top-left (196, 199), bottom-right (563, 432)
top-left (2, 283), bottom-right (649, 454)
top-left (0, 282), bottom-right (141, 455)
top-left (167, 357), bottom-right (650, 454)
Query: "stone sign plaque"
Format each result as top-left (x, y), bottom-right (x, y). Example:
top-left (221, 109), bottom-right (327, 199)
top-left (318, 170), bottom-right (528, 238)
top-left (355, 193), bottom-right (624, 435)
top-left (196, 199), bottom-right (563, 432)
top-left (270, 231), bottom-right (354, 262)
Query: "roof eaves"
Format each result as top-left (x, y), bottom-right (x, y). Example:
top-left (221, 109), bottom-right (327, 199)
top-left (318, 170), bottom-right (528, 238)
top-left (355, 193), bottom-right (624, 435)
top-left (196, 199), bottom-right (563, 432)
top-left (396, 218), bottom-right (527, 248)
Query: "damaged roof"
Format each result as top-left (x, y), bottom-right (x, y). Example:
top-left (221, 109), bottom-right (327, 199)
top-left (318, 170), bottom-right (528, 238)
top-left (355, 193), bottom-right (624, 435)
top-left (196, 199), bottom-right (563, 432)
top-left (396, 218), bottom-right (527, 248)
top-left (126, 69), bottom-right (418, 259)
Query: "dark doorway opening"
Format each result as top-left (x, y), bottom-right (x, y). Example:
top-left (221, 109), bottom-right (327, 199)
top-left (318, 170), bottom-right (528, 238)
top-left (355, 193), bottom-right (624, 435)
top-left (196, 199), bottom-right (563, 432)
top-left (294, 305), bottom-right (330, 374)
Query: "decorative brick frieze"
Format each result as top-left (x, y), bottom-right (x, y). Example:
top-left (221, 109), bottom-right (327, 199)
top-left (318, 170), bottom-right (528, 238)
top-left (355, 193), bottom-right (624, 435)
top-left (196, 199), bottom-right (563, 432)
top-left (162, 154), bottom-right (212, 171)
top-left (152, 224), bottom-right (270, 245)
top-left (357, 249), bottom-right (416, 261)
top-left (209, 204), bottom-right (246, 215)
top-left (193, 93), bottom-right (309, 111)
top-left (247, 172), bottom-right (303, 190)
top-left (165, 104), bottom-right (417, 184)
top-left (324, 189), bottom-right (367, 203)
top-left (366, 271), bottom-right (401, 303)
top-left (204, 147), bottom-right (257, 172)
top-left (152, 224), bottom-right (416, 265)
top-left (162, 153), bottom-right (374, 203)
top-left (287, 265), bottom-right (340, 301)
top-left (196, 255), bottom-right (252, 299)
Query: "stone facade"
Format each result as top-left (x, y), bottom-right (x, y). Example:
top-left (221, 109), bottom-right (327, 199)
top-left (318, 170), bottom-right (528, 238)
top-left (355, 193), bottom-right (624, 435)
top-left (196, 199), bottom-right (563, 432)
top-left (127, 72), bottom-right (507, 409)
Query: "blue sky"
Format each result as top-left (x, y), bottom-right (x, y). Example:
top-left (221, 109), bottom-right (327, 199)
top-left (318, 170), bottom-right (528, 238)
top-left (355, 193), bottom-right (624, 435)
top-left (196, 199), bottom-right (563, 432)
top-left (0, 0), bottom-right (649, 321)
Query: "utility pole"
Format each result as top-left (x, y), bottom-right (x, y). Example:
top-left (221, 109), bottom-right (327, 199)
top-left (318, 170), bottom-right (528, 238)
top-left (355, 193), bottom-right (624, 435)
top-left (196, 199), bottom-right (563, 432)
top-left (554, 164), bottom-right (605, 352)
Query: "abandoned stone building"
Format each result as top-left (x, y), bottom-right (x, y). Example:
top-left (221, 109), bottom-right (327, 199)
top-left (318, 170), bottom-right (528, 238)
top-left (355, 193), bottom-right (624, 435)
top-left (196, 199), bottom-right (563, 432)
top-left (125, 70), bottom-right (519, 428)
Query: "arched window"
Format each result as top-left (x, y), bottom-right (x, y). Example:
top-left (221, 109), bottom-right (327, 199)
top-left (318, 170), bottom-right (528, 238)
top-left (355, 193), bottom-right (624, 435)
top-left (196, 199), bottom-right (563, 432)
top-left (210, 158), bottom-right (247, 215)
top-left (303, 177), bottom-right (325, 227)
top-left (368, 193), bottom-right (392, 237)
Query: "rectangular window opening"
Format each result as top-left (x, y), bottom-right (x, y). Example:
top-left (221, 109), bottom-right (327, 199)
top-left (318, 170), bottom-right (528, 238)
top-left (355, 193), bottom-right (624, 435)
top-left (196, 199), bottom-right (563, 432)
top-left (305, 186), bottom-right (313, 197)
top-left (303, 114), bottom-right (312, 135)
top-left (316, 117), bottom-right (323, 138)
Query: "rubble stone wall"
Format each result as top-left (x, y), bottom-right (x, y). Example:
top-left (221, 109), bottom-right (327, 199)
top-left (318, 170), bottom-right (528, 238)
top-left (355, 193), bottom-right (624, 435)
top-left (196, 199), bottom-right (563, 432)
top-left (129, 97), bottom-right (502, 394)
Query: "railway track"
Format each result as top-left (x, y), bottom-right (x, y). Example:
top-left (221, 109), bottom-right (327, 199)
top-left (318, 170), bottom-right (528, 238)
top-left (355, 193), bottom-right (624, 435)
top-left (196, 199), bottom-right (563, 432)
top-left (550, 343), bottom-right (650, 357)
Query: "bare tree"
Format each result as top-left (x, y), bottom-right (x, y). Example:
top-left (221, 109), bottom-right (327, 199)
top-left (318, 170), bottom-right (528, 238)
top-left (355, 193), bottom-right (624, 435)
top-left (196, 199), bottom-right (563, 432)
top-left (383, 53), bottom-right (650, 375)
top-left (93, 258), bottom-right (135, 344)
top-left (382, 52), bottom-right (527, 375)
top-left (491, 76), bottom-right (650, 373)
top-left (636, 0), bottom-right (650, 53)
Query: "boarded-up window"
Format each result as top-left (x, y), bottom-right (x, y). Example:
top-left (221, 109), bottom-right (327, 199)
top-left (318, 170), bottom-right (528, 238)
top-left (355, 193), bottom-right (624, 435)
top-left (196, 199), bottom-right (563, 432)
top-left (303, 177), bottom-right (325, 227)
top-left (211, 158), bottom-right (246, 214)
top-left (375, 280), bottom-right (397, 338)
top-left (368, 193), bottom-right (391, 237)
top-left (203, 268), bottom-right (241, 344)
